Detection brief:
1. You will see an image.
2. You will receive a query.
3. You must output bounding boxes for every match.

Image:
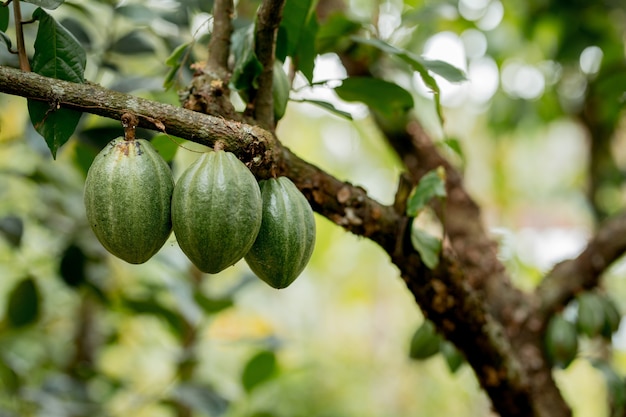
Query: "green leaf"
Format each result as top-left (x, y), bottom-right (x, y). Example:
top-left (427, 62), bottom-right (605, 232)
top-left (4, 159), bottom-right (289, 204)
top-left (23, 0), bottom-right (64, 9)
top-left (410, 226), bottom-right (441, 269)
top-left (231, 25), bottom-right (263, 95)
top-left (316, 13), bottom-right (361, 54)
top-left (440, 341), bottom-right (465, 373)
top-left (406, 167), bottom-right (447, 217)
top-left (193, 293), bottom-right (233, 314)
top-left (0, 6), bottom-right (9, 32)
top-left (409, 320), bottom-right (441, 360)
top-left (294, 12), bottom-right (318, 82)
top-left (241, 350), bottom-right (277, 393)
top-left (351, 36), bottom-right (467, 124)
top-left (150, 134), bottom-right (181, 163)
top-left (335, 77), bottom-right (414, 119)
top-left (294, 99), bottom-right (353, 120)
top-left (277, 0), bottom-right (314, 60)
top-left (116, 4), bottom-right (157, 24)
top-left (28, 8), bottom-right (86, 157)
top-left (273, 60), bottom-right (290, 121)
top-left (31, 8), bottom-right (85, 81)
top-left (6, 277), bottom-right (41, 328)
top-left (165, 42), bottom-right (191, 66)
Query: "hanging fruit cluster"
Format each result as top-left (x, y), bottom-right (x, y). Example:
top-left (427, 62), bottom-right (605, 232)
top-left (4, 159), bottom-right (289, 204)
top-left (84, 133), bottom-right (315, 289)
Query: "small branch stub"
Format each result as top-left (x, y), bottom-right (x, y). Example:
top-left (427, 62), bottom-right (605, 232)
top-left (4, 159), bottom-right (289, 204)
top-left (121, 112), bottom-right (138, 141)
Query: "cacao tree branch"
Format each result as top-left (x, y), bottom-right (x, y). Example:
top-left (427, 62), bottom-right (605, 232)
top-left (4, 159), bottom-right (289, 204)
top-left (13, 0), bottom-right (30, 72)
top-left (248, 0), bottom-right (285, 129)
top-left (0, 65), bottom-right (533, 415)
top-left (537, 211), bottom-right (626, 318)
top-left (206, 0), bottom-right (234, 78)
top-left (183, 0), bottom-right (239, 119)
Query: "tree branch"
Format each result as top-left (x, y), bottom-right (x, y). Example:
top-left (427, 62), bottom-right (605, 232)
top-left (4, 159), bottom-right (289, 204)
top-left (537, 211), bottom-right (626, 318)
top-left (183, 0), bottom-right (239, 120)
top-left (0, 65), bottom-right (537, 415)
top-left (248, 0), bottom-right (285, 129)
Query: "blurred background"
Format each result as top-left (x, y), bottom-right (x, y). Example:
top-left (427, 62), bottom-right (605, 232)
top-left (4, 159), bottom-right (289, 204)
top-left (0, 0), bottom-right (625, 416)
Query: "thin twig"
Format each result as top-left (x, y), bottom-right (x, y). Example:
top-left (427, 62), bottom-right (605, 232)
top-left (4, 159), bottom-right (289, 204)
top-left (13, 0), bottom-right (30, 72)
top-left (248, 0), bottom-right (285, 129)
top-left (206, 0), bottom-right (234, 78)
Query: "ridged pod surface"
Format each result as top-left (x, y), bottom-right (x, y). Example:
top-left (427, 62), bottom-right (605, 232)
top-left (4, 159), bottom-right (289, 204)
top-left (245, 177), bottom-right (316, 289)
top-left (84, 137), bottom-right (174, 264)
top-left (172, 150), bottom-right (262, 273)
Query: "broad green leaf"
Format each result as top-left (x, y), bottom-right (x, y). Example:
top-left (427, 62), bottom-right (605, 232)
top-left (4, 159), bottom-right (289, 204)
top-left (296, 12), bottom-right (318, 82)
top-left (441, 137), bottom-right (465, 163)
top-left (351, 36), bottom-right (467, 82)
top-left (0, 6), bottom-right (9, 32)
top-left (409, 320), bottom-right (441, 360)
top-left (6, 277), bottom-right (41, 328)
top-left (0, 215), bottom-right (23, 248)
top-left (23, 0), bottom-right (64, 9)
top-left (242, 350), bottom-right (277, 393)
top-left (150, 134), bottom-right (181, 162)
top-left (406, 167), bottom-right (447, 217)
top-left (335, 77), bottom-right (414, 119)
top-left (277, 0), bottom-right (314, 60)
top-left (294, 99), bottom-right (353, 120)
top-left (315, 13), bottom-right (361, 54)
top-left (410, 226), bottom-right (441, 269)
top-left (351, 36), bottom-right (468, 124)
top-left (28, 8), bottom-right (86, 157)
top-left (231, 25), bottom-right (263, 94)
top-left (273, 60), bottom-right (290, 121)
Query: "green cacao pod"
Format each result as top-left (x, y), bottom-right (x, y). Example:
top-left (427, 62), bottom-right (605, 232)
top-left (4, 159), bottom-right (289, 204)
top-left (576, 291), bottom-right (606, 338)
top-left (172, 150), bottom-right (262, 274)
top-left (244, 177), bottom-right (316, 289)
top-left (545, 314), bottom-right (578, 369)
top-left (84, 137), bottom-right (174, 264)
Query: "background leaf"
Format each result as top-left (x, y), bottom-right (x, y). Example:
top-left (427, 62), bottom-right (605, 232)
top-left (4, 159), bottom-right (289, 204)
top-left (241, 350), bottom-right (277, 393)
top-left (28, 8), bottom-right (86, 157)
top-left (335, 77), bottom-right (414, 119)
top-left (409, 320), bottom-right (441, 360)
top-left (0, 215), bottom-right (24, 248)
top-left (6, 277), bottom-right (41, 328)
top-left (23, 0), bottom-right (64, 9)
top-left (410, 226), bottom-right (441, 269)
top-left (231, 25), bottom-right (263, 94)
top-left (0, 6), bottom-right (9, 32)
top-left (406, 167), bottom-right (447, 217)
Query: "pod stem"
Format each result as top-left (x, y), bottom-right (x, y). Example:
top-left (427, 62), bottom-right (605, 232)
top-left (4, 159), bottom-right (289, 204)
top-left (121, 112), bottom-right (139, 141)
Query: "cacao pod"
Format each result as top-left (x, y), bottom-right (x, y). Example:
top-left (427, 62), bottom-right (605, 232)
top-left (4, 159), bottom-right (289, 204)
top-left (84, 137), bottom-right (174, 264)
top-left (576, 291), bottom-right (606, 337)
top-left (545, 314), bottom-right (578, 369)
top-left (172, 150), bottom-right (262, 273)
top-left (244, 177), bottom-right (316, 289)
